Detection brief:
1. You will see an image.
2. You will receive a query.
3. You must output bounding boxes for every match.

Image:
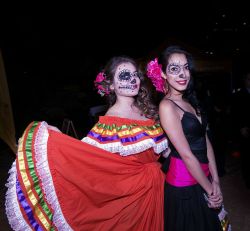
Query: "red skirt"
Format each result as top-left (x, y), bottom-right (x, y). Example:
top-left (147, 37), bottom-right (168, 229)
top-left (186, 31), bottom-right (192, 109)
top-left (5, 121), bottom-right (164, 231)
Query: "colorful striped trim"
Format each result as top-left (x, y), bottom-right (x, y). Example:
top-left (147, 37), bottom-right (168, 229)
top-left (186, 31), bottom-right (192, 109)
top-left (5, 121), bottom-right (73, 231)
top-left (82, 119), bottom-right (168, 156)
top-left (5, 161), bottom-right (33, 231)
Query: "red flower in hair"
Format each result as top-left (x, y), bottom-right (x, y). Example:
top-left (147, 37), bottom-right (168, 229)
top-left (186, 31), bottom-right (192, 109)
top-left (94, 72), bottom-right (110, 96)
top-left (146, 58), bottom-right (165, 93)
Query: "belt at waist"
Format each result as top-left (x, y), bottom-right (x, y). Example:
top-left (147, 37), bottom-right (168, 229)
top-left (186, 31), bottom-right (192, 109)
top-left (166, 156), bottom-right (210, 187)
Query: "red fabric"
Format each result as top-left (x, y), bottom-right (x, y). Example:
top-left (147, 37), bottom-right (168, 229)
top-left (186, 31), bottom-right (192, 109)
top-left (48, 130), bottom-right (164, 231)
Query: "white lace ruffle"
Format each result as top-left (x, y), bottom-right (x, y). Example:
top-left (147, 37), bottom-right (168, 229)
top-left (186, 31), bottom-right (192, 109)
top-left (34, 121), bottom-right (73, 231)
top-left (5, 121), bottom-right (73, 231)
top-left (82, 137), bottom-right (168, 156)
top-left (5, 161), bottom-right (33, 231)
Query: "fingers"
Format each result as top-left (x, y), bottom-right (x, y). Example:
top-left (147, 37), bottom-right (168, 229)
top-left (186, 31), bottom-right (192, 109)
top-left (204, 190), bottom-right (223, 209)
top-left (210, 183), bottom-right (223, 204)
top-left (209, 193), bottom-right (222, 201)
top-left (207, 194), bottom-right (223, 209)
top-left (208, 201), bottom-right (221, 209)
top-left (204, 182), bottom-right (223, 209)
top-left (209, 193), bottom-right (223, 202)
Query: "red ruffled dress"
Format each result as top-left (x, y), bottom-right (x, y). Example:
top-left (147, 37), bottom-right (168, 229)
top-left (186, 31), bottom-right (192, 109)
top-left (5, 116), bottom-right (168, 231)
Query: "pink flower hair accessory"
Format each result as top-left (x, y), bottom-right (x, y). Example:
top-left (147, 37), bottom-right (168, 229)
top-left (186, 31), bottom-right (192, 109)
top-left (146, 58), bottom-right (165, 93)
top-left (94, 72), bottom-right (110, 96)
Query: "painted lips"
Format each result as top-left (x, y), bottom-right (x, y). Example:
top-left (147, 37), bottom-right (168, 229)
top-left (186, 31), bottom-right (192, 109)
top-left (119, 84), bottom-right (138, 90)
top-left (176, 80), bottom-right (187, 85)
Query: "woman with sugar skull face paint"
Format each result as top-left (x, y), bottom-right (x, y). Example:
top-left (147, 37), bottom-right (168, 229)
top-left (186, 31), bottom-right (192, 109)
top-left (95, 56), bottom-right (160, 121)
top-left (147, 46), bottom-right (231, 231)
top-left (6, 56), bottom-right (169, 231)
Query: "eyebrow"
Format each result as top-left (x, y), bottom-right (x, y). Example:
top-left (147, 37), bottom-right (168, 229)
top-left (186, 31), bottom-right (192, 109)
top-left (169, 62), bottom-right (188, 66)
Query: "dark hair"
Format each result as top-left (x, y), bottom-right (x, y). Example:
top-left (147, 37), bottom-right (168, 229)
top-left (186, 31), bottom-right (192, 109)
top-left (159, 45), bottom-right (202, 115)
top-left (101, 56), bottom-right (158, 120)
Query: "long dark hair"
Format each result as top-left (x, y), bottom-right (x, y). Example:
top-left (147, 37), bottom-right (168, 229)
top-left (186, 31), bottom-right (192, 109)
top-left (101, 56), bottom-right (158, 120)
top-left (159, 45), bottom-right (202, 115)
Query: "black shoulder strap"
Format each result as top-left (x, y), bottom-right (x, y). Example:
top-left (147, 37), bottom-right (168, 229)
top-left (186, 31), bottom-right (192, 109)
top-left (166, 99), bottom-right (186, 112)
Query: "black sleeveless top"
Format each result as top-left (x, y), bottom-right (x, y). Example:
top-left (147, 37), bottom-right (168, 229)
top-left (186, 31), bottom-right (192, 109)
top-left (166, 99), bottom-right (208, 164)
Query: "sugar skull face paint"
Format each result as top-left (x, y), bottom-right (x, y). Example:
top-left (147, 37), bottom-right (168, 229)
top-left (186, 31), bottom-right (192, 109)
top-left (165, 53), bottom-right (190, 92)
top-left (111, 63), bottom-right (140, 97)
top-left (118, 69), bottom-right (139, 83)
top-left (167, 63), bottom-right (189, 76)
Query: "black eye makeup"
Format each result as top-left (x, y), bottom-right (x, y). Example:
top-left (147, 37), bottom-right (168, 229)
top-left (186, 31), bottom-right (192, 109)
top-left (118, 69), bottom-right (139, 81)
top-left (118, 69), bottom-right (132, 81)
top-left (167, 63), bottom-right (189, 75)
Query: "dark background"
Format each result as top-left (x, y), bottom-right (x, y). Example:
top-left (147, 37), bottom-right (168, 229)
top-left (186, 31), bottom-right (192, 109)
top-left (1, 0), bottom-right (250, 138)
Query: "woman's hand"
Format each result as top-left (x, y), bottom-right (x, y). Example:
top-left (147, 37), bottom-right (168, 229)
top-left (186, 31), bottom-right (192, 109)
top-left (207, 181), bottom-right (223, 209)
top-left (211, 180), bottom-right (222, 198)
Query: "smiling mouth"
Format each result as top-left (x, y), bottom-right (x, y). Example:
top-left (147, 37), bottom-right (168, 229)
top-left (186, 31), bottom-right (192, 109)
top-left (119, 85), bottom-right (138, 90)
top-left (176, 80), bottom-right (187, 85)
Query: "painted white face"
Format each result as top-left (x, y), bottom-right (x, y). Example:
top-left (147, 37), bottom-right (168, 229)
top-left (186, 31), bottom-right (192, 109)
top-left (111, 62), bottom-right (140, 97)
top-left (166, 53), bottom-right (190, 92)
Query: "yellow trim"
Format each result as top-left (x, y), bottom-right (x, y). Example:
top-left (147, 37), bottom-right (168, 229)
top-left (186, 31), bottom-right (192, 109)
top-left (17, 139), bottom-right (51, 230)
top-left (92, 126), bottom-right (163, 137)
